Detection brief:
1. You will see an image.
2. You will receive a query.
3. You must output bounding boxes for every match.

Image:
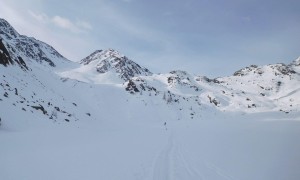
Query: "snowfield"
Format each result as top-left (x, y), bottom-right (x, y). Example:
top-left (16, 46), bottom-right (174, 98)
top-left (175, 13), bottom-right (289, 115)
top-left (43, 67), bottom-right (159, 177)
top-left (1, 18), bottom-right (300, 180)
top-left (1, 110), bottom-right (300, 180)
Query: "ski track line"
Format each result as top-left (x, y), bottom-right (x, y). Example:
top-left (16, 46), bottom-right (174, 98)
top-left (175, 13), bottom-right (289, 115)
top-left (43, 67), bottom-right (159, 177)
top-left (205, 162), bottom-right (238, 180)
top-left (152, 131), bottom-right (204, 180)
top-left (152, 128), bottom-right (239, 180)
top-left (152, 132), bottom-right (173, 180)
top-left (178, 141), bottom-right (238, 180)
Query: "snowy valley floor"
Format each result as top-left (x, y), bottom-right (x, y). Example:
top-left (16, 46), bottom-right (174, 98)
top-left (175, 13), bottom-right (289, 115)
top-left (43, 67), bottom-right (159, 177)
top-left (1, 112), bottom-right (300, 180)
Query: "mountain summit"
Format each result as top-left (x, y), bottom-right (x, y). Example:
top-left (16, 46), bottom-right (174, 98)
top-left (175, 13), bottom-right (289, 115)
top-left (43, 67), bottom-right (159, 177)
top-left (80, 49), bottom-right (152, 81)
top-left (0, 18), bottom-right (20, 39)
top-left (0, 18), bottom-right (69, 69)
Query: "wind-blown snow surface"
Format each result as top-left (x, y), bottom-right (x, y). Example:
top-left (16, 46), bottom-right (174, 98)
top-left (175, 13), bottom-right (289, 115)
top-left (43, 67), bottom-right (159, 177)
top-left (1, 18), bottom-right (300, 180)
top-left (1, 108), bottom-right (300, 180)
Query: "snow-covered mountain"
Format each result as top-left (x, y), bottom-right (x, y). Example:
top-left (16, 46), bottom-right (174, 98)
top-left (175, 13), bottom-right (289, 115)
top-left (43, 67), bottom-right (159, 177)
top-left (59, 49), bottom-right (152, 84)
top-left (122, 61), bottom-right (300, 114)
top-left (80, 49), bottom-right (152, 80)
top-left (216, 61), bottom-right (300, 112)
top-left (0, 18), bottom-right (93, 125)
top-left (1, 18), bottom-right (300, 180)
top-left (1, 17), bottom-right (300, 120)
top-left (0, 18), bottom-right (70, 69)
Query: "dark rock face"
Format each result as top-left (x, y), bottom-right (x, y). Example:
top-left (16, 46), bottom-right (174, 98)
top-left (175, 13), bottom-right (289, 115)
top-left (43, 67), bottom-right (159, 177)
top-left (207, 95), bottom-right (219, 106)
top-left (125, 80), bottom-right (140, 94)
top-left (31, 105), bottom-right (47, 115)
top-left (17, 57), bottom-right (29, 70)
top-left (0, 39), bottom-right (13, 66)
top-left (124, 77), bottom-right (158, 95)
top-left (0, 39), bottom-right (28, 70)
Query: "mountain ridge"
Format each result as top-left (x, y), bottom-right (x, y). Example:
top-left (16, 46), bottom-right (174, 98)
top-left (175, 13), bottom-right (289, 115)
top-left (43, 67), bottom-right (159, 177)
top-left (0, 18), bottom-right (299, 125)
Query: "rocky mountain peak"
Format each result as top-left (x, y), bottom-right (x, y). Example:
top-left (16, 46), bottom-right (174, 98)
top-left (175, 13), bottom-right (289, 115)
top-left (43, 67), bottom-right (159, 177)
top-left (0, 18), bottom-right (70, 69)
top-left (169, 70), bottom-right (188, 76)
top-left (80, 49), bottom-right (152, 81)
top-left (0, 18), bottom-right (19, 39)
top-left (168, 70), bottom-right (191, 84)
top-left (233, 65), bottom-right (261, 76)
top-left (233, 62), bottom-right (297, 77)
top-left (80, 50), bottom-right (103, 65)
top-left (80, 49), bottom-right (125, 65)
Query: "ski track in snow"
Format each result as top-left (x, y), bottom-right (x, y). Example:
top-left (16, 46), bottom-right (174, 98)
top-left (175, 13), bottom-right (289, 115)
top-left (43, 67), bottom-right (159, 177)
top-left (152, 130), bottom-right (236, 180)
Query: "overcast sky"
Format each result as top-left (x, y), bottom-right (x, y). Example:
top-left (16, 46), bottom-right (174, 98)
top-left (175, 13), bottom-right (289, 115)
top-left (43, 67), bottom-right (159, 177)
top-left (0, 0), bottom-right (299, 77)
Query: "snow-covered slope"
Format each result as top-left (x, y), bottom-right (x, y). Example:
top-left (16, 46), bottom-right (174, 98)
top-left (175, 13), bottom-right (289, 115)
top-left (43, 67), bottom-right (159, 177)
top-left (0, 18), bottom-right (93, 125)
top-left (121, 60), bottom-right (300, 114)
top-left (60, 49), bottom-right (152, 84)
top-left (1, 18), bottom-right (300, 180)
top-left (215, 61), bottom-right (300, 112)
top-left (1, 17), bottom-right (299, 116)
top-left (0, 17), bottom-right (299, 123)
top-left (80, 49), bottom-right (152, 80)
